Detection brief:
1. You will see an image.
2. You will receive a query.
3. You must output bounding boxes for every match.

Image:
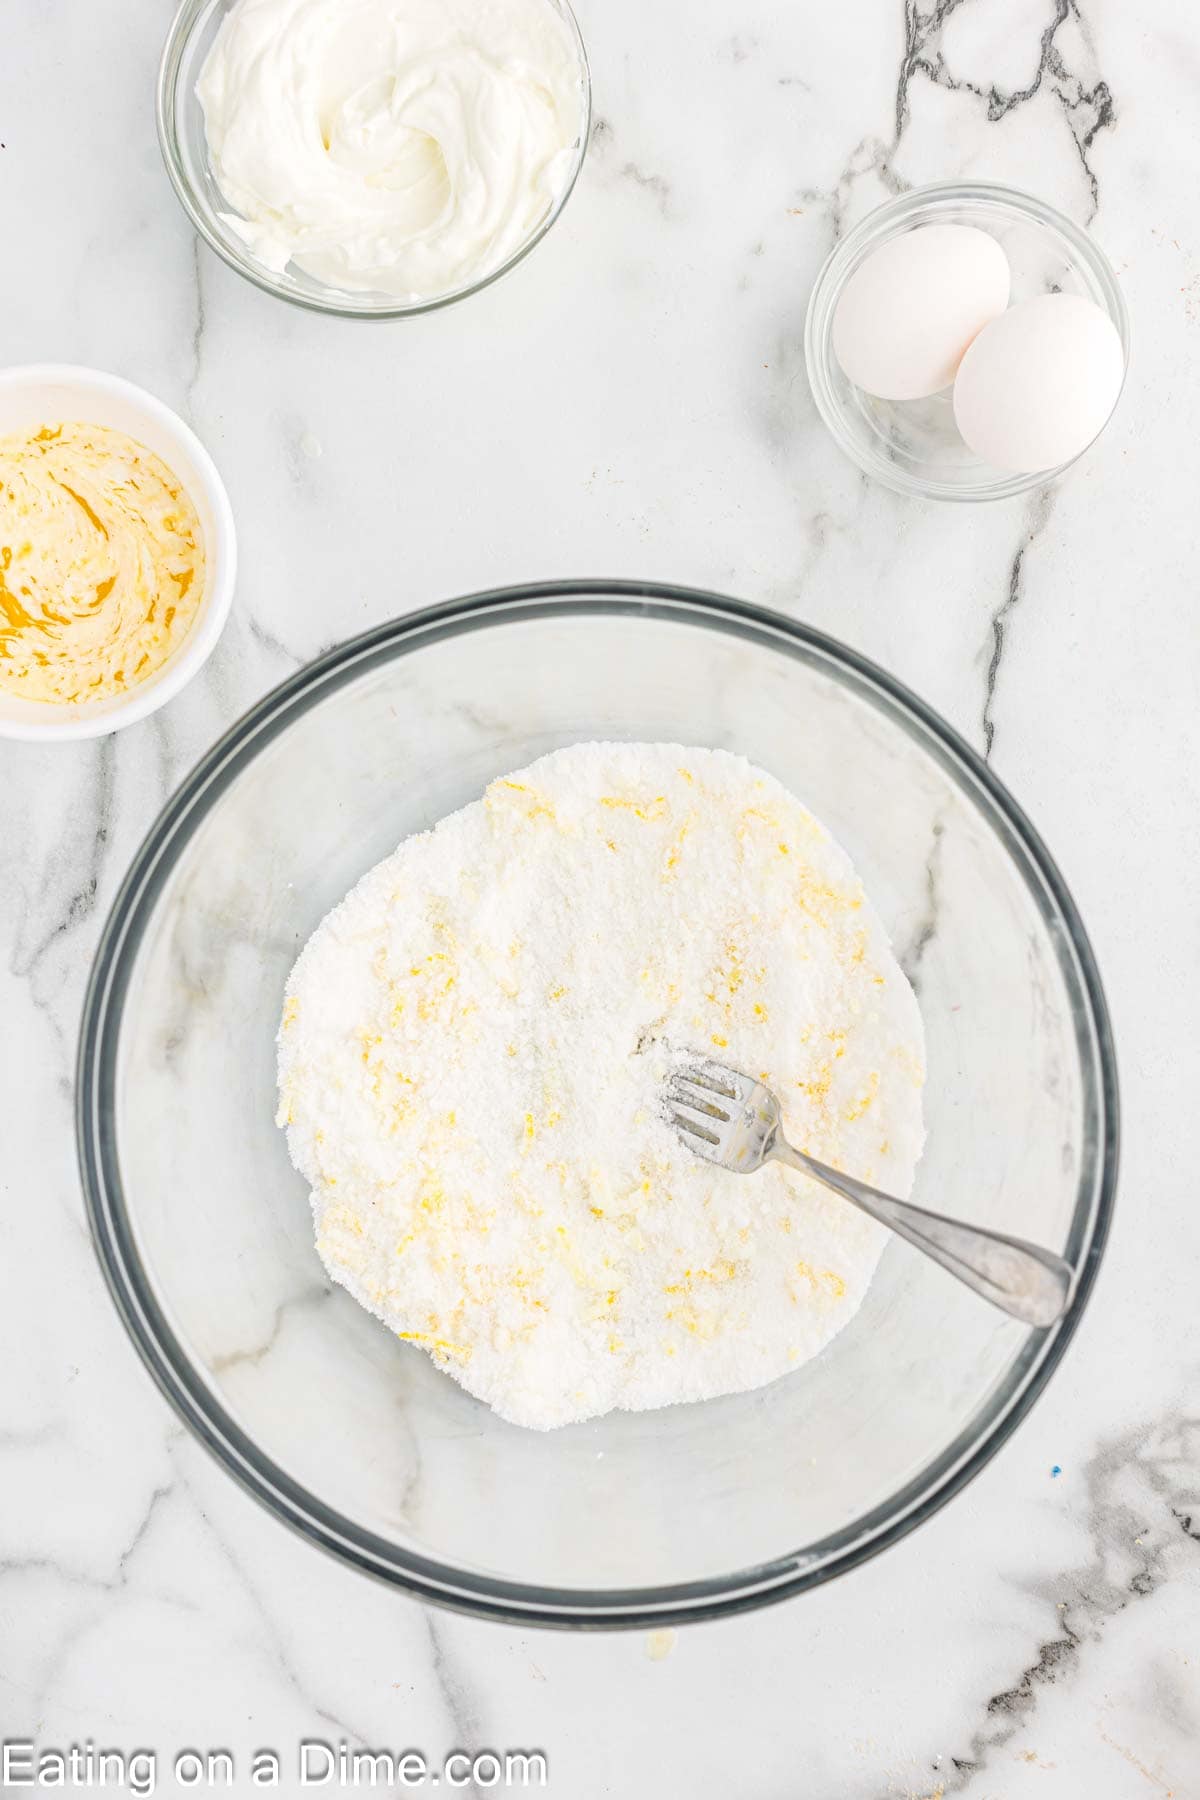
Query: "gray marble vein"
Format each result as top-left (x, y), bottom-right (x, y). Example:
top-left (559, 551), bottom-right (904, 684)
top-left (980, 487), bottom-right (1056, 761)
top-left (11, 740), bottom-right (114, 983)
top-left (186, 235), bottom-right (206, 422)
top-left (210, 1284), bottom-right (334, 1375)
top-left (899, 814), bottom-right (946, 991)
top-left (615, 161), bottom-right (673, 217)
top-left (801, 0), bottom-right (1118, 252)
top-left (424, 1616), bottom-right (489, 1798)
top-left (901, 0), bottom-right (1117, 219)
top-left (939, 1406), bottom-right (1200, 1793)
top-left (242, 609), bottom-right (312, 670)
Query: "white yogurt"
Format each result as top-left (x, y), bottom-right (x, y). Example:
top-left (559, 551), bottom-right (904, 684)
top-left (197, 0), bottom-right (586, 299)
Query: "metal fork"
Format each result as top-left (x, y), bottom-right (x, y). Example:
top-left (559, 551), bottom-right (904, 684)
top-left (665, 1056), bottom-right (1072, 1328)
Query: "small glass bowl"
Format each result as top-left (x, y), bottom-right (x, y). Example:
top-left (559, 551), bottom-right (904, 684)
top-left (157, 0), bottom-right (591, 320)
top-left (804, 182), bottom-right (1130, 502)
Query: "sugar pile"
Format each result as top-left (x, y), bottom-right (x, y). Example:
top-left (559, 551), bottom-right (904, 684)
top-left (277, 743), bottom-right (925, 1429)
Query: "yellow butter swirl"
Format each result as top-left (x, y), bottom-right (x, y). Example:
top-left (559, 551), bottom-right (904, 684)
top-left (0, 421), bottom-right (205, 706)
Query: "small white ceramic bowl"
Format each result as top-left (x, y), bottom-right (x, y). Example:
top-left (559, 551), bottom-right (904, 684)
top-left (0, 365), bottom-right (236, 741)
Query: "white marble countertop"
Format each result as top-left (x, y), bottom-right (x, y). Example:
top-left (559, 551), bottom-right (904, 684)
top-left (2, 0), bottom-right (1198, 1793)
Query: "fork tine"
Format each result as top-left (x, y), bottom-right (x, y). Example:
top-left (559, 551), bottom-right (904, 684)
top-left (666, 1092), bottom-right (728, 1134)
top-left (666, 1081), bottom-right (730, 1122)
top-left (675, 1061), bottom-right (740, 1102)
top-left (667, 1107), bottom-right (721, 1147)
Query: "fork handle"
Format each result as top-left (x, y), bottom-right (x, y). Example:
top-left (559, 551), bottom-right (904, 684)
top-left (769, 1140), bottom-right (1072, 1328)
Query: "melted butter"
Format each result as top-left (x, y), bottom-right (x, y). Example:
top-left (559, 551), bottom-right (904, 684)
top-left (0, 421), bottom-right (205, 706)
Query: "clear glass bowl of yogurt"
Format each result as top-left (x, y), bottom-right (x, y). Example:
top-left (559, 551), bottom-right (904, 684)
top-left (157, 0), bottom-right (591, 318)
top-left (805, 182), bottom-right (1130, 502)
top-left (78, 585), bottom-right (1117, 1626)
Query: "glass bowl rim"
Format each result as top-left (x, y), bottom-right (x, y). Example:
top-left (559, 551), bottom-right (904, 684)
top-left (803, 179), bottom-right (1132, 504)
top-left (156, 0), bottom-right (592, 321)
top-left (76, 581), bottom-right (1119, 1627)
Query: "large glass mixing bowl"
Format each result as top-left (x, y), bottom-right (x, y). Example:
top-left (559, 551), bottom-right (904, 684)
top-left (78, 585), bottom-right (1117, 1626)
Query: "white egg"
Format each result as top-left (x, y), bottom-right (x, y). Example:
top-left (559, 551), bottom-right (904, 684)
top-left (953, 292), bottom-right (1125, 474)
top-left (832, 224), bottom-right (1011, 401)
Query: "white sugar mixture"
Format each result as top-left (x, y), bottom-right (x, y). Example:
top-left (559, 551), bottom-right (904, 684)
top-left (277, 743), bottom-right (925, 1428)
